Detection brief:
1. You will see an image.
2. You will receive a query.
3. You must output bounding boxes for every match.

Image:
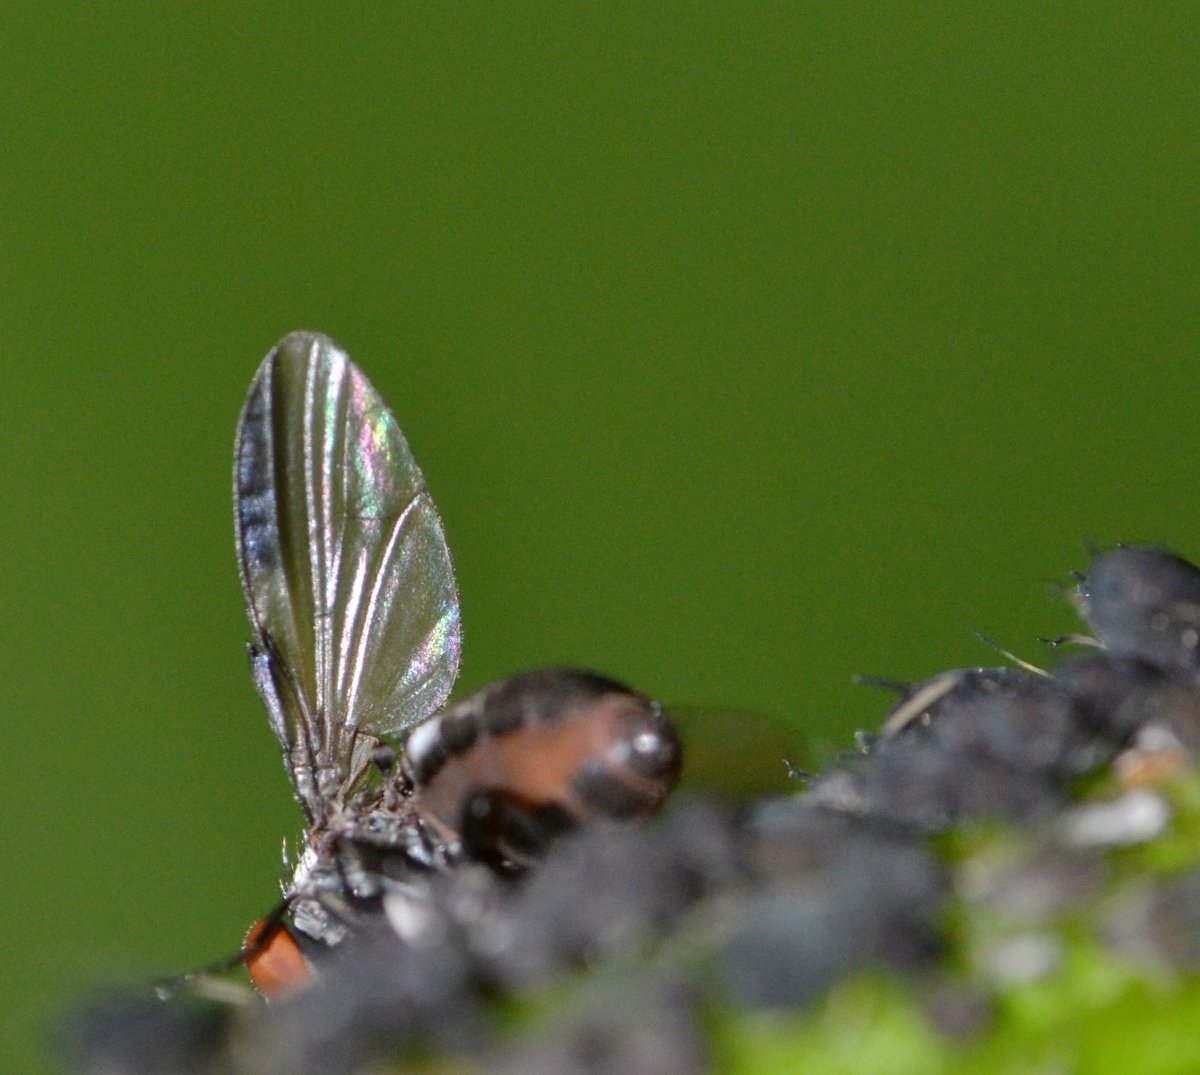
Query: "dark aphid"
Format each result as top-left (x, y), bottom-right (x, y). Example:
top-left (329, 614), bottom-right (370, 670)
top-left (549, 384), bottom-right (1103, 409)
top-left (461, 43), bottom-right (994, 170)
top-left (228, 332), bottom-right (680, 991)
top-left (876, 666), bottom-right (1043, 738)
top-left (1075, 545), bottom-right (1200, 675)
top-left (818, 666), bottom-right (1111, 832)
top-left (489, 972), bottom-right (704, 1075)
top-left (1054, 653), bottom-right (1165, 741)
top-left (58, 990), bottom-right (230, 1075)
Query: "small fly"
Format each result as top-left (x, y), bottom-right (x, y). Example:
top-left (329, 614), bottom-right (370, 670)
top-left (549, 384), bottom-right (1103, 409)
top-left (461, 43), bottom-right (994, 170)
top-left (230, 332), bottom-right (681, 993)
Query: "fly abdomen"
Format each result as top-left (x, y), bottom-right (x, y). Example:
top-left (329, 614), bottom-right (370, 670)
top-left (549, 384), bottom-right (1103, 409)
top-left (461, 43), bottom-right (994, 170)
top-left (403, 669), bottom-right (682, 855)
top-left (571, 755), bottom-right (667, 820)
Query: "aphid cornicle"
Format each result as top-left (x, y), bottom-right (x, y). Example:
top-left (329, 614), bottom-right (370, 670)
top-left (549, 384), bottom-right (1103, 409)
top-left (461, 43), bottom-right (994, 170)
top-left (233, 332), bottom-right (681, 993)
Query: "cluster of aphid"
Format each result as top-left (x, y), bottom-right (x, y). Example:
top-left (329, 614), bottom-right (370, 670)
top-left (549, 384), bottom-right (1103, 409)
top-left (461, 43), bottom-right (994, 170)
top-left (63, 335), bottom-right (1200, 1074)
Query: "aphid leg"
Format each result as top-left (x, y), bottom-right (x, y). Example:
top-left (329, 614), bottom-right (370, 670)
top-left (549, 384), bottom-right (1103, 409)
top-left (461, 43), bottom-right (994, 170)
top-left (1041, 633), bottom-right (1103, 650)
top-left (783, 759), bottom-right (811, 782)
top-left (973, 631), bottom-right (1050, 677)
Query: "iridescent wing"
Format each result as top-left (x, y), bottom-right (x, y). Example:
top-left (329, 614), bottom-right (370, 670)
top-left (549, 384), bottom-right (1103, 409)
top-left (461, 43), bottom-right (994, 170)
top-left (234, 332), bottom-right (461, 822)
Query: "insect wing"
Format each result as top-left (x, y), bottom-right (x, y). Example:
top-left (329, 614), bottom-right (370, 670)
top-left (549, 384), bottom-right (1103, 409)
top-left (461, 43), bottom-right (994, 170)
top-left (234, 332), bottom-right (461, 800)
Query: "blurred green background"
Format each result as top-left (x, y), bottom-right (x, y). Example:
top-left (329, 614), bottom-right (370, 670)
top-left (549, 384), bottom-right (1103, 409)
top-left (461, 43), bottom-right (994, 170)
top-left (2, 5), bottom-right (1197, 1071)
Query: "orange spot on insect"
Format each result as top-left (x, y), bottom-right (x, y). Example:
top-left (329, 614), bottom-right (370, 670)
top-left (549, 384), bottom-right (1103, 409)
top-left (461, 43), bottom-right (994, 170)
top-left (243, 918), bottom-right (309, 996)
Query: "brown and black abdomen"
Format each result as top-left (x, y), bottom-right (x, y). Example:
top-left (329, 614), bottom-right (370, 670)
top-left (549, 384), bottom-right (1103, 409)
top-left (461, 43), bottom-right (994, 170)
top-left (403, 669), bottom-right (682, 845)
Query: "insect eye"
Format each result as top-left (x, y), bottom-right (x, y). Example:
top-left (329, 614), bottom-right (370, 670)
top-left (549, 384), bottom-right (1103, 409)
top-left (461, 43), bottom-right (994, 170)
top-left (633, 729), bottom-right (667, 757)
top-left (625, 725), bottom-right (682, 781)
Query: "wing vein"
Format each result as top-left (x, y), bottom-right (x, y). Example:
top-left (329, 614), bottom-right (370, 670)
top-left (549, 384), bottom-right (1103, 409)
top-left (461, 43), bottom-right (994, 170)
top-left (342, 494), bottom-right (424, 729)
top-left (234, 332), bottom-right (462, 803)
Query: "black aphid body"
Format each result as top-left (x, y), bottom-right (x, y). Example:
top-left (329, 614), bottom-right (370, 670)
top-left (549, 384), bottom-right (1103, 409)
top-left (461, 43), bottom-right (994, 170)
top-left (1076, 545), bottom-right (1200, 676)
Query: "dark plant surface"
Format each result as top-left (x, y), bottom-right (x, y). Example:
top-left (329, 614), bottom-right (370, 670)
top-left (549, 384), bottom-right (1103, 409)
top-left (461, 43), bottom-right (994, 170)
top-left (60, 546), bottom-right (1200, 1074)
